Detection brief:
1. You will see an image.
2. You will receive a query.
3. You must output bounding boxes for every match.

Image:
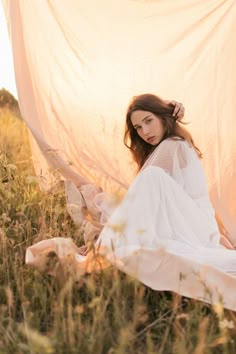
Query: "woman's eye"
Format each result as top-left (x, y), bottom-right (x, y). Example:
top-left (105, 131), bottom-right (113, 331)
top-left (146, 119), bottom-right (152, 124)
top-left (135, 126), bottom-right (141, 131)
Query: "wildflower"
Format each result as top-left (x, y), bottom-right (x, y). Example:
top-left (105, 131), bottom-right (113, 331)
top-left (219, 319), bottom-right (234, 329)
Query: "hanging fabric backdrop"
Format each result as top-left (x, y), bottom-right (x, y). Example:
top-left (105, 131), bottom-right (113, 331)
top-left (3, 0), bottom-right (236, 240)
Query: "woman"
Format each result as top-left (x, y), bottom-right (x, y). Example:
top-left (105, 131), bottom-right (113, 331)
top-left (124, 94), bottom-right (234, 250)
top-left (96, 94), bottom-right (234, 251)
top-left (26, 94), bottom-right (236, 310)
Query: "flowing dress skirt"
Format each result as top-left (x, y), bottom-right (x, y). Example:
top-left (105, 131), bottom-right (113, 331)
top-left (26, 166), bottom-right (236, 310)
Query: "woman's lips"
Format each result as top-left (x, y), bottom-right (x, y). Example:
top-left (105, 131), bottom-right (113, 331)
top-left (147, 136), bottom-right (155, 142)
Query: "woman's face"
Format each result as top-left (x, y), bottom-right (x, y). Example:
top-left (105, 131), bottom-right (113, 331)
top-left (131, 110), bottom-right (165, 145)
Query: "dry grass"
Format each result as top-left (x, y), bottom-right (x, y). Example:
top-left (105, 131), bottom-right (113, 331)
top-left (0, 110), bottom-right (236, 354)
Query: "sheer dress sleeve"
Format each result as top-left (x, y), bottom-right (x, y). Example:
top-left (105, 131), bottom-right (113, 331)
top-left (141, 138), bottom-right (189, 189)
top-left (141, 138), bottom-right (217, 218)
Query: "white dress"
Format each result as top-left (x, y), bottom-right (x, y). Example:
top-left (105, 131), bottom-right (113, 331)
top-left (26, 138), bottom-right (236, 310)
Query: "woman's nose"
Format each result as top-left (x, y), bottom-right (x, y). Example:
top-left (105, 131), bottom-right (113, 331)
top-left (142, 125), bottom-right (149, 135)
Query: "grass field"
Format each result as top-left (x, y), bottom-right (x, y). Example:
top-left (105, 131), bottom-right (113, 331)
top-left (0, 110), bottom-right (236, 354)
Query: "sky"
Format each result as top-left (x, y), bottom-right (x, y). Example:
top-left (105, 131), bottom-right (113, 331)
top-left (0, 1), bottom-right (17, 97)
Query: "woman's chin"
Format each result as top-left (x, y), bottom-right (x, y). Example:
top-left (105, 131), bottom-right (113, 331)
top-left (149, 139), bottom-right (161, 146)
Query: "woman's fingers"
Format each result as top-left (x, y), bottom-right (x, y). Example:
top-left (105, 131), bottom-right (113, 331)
top-left (171, 100), bottom-right (185, 120)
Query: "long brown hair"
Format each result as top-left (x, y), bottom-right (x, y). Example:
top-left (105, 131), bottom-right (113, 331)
top-left (124, 94), bottom-right (202, 169)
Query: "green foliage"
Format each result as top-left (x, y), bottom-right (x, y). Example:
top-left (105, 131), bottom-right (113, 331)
top-left (0, 112), bottom-right (236, 354)
top-left (0, 88), bottom-right (21, 117)
top-left (0, 88), bottom-right (18, 107)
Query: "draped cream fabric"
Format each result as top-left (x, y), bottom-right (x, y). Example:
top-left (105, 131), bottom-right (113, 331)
top-left (3, 0), bottom-right (236, 239)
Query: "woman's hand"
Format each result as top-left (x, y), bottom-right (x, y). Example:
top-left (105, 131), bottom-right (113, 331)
top-left (171, 100), bottom-right (185, 121)
top-left (219, 235), bottom-right (235, 250)
top-left (165, 100), bottom-right (185, 121)
top-left (215, 212), bottom-right (235, 249)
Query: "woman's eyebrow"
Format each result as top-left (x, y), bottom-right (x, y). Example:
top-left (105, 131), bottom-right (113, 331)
top-left (142, 114), bottom-right (152, 122)
top-left (133, 115), bottom-right (152, 128)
